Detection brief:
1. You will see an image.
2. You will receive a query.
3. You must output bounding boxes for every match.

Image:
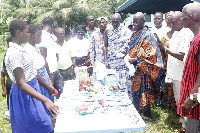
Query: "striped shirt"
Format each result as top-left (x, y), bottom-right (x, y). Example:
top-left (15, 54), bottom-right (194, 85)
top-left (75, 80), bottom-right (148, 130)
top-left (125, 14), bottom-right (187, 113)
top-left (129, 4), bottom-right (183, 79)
top-left (5, 42), bottom-right (37, 83)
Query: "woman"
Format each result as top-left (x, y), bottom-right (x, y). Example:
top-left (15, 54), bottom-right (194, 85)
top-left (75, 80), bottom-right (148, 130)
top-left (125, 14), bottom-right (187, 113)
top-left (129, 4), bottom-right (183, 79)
top-left (69, 25), bottom-right (91, 75)
top-left (5, 19), bottom-right (59, 133)
top-left (24, 24), bottom-right (55, 102)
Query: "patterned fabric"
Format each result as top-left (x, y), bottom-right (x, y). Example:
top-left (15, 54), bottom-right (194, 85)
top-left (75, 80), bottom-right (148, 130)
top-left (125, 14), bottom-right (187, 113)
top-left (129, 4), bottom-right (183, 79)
top-left (85, 26), bottom-right (96, 40)
top-left (128, 28), bottom-right (164, 113)
top-left (90, 29), bottom-right (105, 65)
top-left (178, 33), bottom-right (200, 120)
top-left (5, 42), bottom-right (37, 83)
top-left (107, 26), bottom-right (132, 94)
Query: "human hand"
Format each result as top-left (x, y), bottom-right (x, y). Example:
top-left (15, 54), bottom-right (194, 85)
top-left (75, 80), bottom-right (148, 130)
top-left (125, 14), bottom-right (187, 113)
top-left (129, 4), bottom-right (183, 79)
top-left (157, 41), bottom-right (165, 50)
top-left (182, 98), bottom-right (195, 115)
top-left (44, 98), bottom-right (60, 117)
top-left (192, 93), bottom-right (200, 109)
top-left (2, 90), bottom-right (7, 98)
top-left (48, 85), bottom-right (55, 95)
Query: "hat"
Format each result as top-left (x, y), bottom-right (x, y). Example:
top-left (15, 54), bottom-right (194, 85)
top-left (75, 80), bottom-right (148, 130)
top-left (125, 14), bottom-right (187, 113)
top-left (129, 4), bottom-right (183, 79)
top-left (97, 17), bottom-right (108, 22)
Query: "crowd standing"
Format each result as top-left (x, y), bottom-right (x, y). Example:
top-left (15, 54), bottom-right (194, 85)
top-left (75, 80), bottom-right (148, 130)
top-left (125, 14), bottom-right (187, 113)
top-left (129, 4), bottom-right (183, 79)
top-left (1, 2), bottom-right (200, 133)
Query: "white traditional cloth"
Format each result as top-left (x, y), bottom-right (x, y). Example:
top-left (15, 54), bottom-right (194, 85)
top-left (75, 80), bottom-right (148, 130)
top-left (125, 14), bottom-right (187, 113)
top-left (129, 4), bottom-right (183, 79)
top-left (90, 29), bottom-right (105, 65)
top-left (150, 26), bottom-right (170, 40)
top-left (166, 28), bottom-right (194, 82)
top-left (38, 30), bottom-right (59, 73)
top-left (57, 40), bottom-right (73, 70)
top-left (24, 43), bottom-right (45, 70)
top-left (107, 26), bottom-right (132, 92)
top-left (5, 42), bottom-right (37, 83)
top-left (69, 37), bottom-right (91, 57)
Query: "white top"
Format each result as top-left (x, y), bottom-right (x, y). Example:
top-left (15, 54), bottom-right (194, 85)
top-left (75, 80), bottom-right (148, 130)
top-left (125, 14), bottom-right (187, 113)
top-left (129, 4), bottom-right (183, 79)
top-left (24, 43), bottom-right (45, 70)
top-left (150, 26), bottom-right (170, 40)
top-left (69, 37), bottom-right (91, 57)
top-left (38, 30), bottom-right (59, 73)
top-left (5, 42), bottom-right (37, 83)
top-left (57, 41), bottom-right (73, 70)
top-left (167, 28), bottom-right (194, 81)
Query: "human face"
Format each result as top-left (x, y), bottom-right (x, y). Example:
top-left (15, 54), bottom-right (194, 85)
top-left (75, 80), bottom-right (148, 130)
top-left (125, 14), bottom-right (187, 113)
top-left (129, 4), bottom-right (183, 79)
top-left (181, 9), bottom-right (191, 28)
top-left (154, 13), bottom-right (163, 27)
top-left (98, 19), bottom-right (107, 30)
top-left (76, 29), bottom-right (85, 40)
top-left (170, 17), bottom-right (183, 31)
top-left (87, 16), bottom-right (95, 27)
top-left (112, 18), bottom-right (120, 30)
top-left (31, 30), bottom-right (42, 44)
top-left (133, 17), bottom-right (144, 31)
top-left (19, 26), bottom-right (30, 44)
top-left (56, 29), bottom-right (65, 41)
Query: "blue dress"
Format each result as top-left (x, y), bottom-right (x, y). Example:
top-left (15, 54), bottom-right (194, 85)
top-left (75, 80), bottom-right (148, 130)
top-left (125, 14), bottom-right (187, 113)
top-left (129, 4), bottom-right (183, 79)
top-left (9, 77), bottom-right (54, 133)
top-left (37, 66), bottom-right (54, 102)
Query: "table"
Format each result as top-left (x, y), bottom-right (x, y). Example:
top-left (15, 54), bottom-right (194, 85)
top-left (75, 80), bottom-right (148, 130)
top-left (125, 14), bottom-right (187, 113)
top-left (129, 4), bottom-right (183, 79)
top-left (54, 80), bottom-right (146, 133)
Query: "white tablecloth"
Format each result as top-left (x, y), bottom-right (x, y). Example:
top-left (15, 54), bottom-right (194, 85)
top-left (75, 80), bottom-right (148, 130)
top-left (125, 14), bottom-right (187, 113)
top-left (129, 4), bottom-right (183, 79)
top-left (54, 80), bottom-right (146, 133)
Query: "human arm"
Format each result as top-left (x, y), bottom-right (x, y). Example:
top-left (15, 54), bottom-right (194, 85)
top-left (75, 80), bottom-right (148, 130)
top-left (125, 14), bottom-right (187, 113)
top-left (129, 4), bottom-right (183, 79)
top-left (157, 41), bottom-right (185, 61)
top-left (36, 73), bottom-right (55, 95)
top-left (1, 72), bottom-right (6, 97)
top-left (40, 47), bottom-right (54, 85)
top-left (182, 43), bottom-right (200, 114)
top-left (14, 67), bottom-right (59, 116)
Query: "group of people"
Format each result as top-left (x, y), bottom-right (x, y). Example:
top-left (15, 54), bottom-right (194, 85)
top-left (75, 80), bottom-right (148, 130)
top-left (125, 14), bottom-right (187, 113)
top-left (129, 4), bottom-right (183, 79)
top-left (1, 2), bottom-right (200, 133)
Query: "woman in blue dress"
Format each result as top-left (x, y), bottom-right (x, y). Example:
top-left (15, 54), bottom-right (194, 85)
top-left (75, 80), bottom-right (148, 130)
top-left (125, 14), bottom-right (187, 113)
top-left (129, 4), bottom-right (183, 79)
top-left (5, 19), bottom-right (59, 133)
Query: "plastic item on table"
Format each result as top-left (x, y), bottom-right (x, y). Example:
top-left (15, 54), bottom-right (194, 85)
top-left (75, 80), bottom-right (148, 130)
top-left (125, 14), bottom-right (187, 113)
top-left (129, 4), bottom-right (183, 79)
top-left (77, 106), bottom-right (88, 115)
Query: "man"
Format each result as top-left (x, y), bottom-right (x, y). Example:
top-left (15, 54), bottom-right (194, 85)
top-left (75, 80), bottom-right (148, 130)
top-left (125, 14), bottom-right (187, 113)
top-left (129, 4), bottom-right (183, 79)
top-left (157, 11), bottom-right (194, 132)
top-left (85, 15), bottom-right (96, 40)
top-left (174, 3), bottom-right (200, 133)
top-left (39, 17), bottom-right (64, 98)
top-left (90, 17), bottom-right (108, 65)
top-left (151, 12), bottom-right (170, 39)
top-left (55, 27), bottom-right (75, 81)
top-left (105, 13), bottom-right (132, 98)
top-left (127, 12), bottom-right (164, 119)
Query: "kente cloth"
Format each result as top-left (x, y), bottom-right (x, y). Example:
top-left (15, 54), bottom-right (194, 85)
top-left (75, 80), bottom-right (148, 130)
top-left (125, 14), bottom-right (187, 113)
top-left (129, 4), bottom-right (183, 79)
top-left (177, 33), bottom-right (200, 120)
top-left (90, 29), bottom-right (105, 65)
top-left (107, 26), bottom-right (132, 92)
top-left (128, 28), bottom-right (164, 112)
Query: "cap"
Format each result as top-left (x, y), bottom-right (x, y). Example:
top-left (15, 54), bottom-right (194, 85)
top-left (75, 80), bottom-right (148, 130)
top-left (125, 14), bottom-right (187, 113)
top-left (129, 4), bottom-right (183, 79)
top-left (97, 17), bottom-right (108, 22)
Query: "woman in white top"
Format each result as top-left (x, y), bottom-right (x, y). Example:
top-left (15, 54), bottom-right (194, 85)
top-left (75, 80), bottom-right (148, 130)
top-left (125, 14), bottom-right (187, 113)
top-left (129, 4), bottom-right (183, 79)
top-left (5, 20), bottom-right (59, 133)
top-left (69, 25), bottom-right (92, 75)
top-left (24, 24), bottom-right (55, 102)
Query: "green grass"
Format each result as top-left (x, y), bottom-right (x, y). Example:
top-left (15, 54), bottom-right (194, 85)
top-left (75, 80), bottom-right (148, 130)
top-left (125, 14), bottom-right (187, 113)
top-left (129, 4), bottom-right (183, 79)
top-left (0, 44), bottom-right (180, 133)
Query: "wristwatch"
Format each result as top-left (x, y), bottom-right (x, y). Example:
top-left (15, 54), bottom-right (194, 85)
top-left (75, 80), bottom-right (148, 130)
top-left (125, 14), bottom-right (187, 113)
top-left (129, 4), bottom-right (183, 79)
top-left (189, 94), bottom-right (194, 101)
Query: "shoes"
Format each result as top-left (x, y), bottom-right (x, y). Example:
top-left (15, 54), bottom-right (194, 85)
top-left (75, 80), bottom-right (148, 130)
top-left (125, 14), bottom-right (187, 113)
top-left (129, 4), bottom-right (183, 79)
top-left (175, 127), bottom-right (186, 133)
top-left (172, 120), bottom-right (181, 124)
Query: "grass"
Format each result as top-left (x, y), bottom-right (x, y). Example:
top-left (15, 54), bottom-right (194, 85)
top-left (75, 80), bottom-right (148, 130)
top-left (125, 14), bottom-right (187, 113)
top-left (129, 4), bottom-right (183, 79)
top-left (0, 45), bottom-right (180, 133)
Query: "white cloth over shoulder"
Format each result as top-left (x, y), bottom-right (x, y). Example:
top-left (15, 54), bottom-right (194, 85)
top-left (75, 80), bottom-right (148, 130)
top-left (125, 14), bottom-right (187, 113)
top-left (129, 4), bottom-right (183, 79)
top-left (124, 55), bottom-right (135, 76)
